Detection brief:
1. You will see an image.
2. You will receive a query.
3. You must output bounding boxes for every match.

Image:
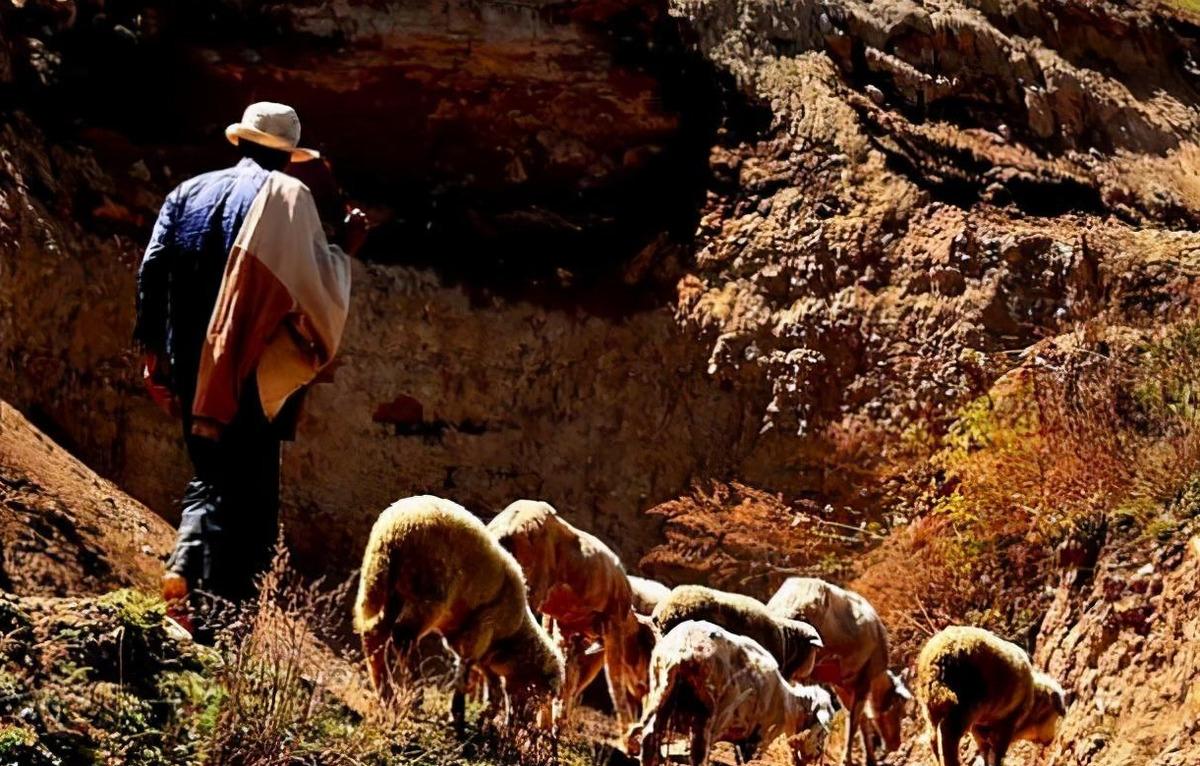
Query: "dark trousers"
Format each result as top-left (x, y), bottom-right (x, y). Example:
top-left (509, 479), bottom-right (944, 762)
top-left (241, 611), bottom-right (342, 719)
top-left (166, 380), bottom-right (282, 603)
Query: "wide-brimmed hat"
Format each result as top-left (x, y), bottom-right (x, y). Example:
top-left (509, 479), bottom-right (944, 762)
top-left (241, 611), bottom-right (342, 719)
top-left (225, 102), bottom-right (319, 162)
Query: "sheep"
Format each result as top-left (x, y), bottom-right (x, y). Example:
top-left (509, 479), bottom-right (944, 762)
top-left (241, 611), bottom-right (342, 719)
top-left (630, 575), bottom-right (671, 616)
top-left (487, 499), bottom-right (652, 727)
top-left (652, 584), bottom-right (823, 681)
top-left (916, 626), bottom-right (1067, 766)
top-left (767, 577), bottom-right (912, 766)
top-left (353, 495), bottom-right (564, 732)
top-left (626, 620), bottom-right (835, 766)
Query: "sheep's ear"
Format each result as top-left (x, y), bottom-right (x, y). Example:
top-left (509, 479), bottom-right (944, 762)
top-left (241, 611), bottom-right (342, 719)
top-left (636, 612), bottom-right (663, 639)
top-left (584, 641), bottom-right (606, 657)
top-left (890, 670), bottom-right (913, 700)
top-left (1053, 690), bottom-right (1068, 716)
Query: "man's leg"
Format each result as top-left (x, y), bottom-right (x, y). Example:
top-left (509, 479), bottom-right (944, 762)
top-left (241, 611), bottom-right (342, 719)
top-left (166, 382), bottom-right (281, 608)
top-left (212, 380), bottom-right (282, 602)
top-left (164, 425), bottom-right (224, 633)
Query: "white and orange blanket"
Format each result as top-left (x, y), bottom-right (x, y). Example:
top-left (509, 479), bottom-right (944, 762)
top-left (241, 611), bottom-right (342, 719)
top-left (191, 171), bottom-right (351, 437)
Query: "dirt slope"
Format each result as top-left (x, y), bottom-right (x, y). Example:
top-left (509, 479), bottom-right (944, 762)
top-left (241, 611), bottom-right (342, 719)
top-left (0, 400), bottom-right (172, 596)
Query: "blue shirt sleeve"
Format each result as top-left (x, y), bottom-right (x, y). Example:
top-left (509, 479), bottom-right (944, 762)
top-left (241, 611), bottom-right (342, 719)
top-left (134, 187), bottom-right (181, 354)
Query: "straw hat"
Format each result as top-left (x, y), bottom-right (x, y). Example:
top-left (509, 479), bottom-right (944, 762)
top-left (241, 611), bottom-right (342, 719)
top-left (225, 102), bottom-right (320, 162)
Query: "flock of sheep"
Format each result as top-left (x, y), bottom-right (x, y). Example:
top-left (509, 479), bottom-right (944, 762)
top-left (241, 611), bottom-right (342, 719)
top-left (353, 495), bottom-right (1068, 766)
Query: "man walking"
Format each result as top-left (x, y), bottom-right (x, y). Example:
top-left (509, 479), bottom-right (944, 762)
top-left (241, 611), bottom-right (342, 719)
top-left (135, 102), bottom-right (365, 625)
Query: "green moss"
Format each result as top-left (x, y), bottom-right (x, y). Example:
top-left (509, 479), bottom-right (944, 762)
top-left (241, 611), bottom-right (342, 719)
top-left (1143, 516), bottom-right (1180, 544)
top-left (96, 590), bottom-right (166, 633)
top-left (0, 725), bottom-right (59, 766)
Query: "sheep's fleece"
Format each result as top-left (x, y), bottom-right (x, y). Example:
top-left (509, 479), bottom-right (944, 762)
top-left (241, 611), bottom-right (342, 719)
top-left (645, 620), bottom-right (830, 753)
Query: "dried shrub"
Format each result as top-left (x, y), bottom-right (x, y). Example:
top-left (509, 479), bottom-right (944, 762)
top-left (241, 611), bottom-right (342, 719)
top-left (858, 323), bottom-right (1200, 658)
top-left (199, 546), bottom-right (404, 765)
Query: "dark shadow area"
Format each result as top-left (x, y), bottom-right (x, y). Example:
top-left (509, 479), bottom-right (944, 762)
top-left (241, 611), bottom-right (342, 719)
top-left (4, 0), bottom-right (773, 316)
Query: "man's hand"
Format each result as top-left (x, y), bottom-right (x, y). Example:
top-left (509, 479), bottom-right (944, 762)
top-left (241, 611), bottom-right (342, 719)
top-left (342, 207), bottom-right (370, 258)
top-left (142, 352), bottom-right (180, 418)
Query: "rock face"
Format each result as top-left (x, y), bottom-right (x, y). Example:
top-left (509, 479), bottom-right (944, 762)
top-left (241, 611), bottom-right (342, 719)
top-left (1035, 530), bottom-right (1200, 766)
top-left (283, 263), bottom-right (754, 566)
top-left (2, 0), bottom-right (1200, 581)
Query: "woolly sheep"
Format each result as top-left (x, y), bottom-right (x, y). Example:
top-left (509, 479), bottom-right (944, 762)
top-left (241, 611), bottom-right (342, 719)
top-left (652, 584), bottom-right (823, 680)
top-left (353, 495), bottom-right (564, 731)
top-left (767, 577), bottom-right (912, 766)
top-left (487, 499), bottom-right (652, 727)
top-left (916, 626), bottom-right (1067, 766)
top-left (629, 575), bottom-right (671, 616)
top-left (627, 620), bottom-right (835, 766)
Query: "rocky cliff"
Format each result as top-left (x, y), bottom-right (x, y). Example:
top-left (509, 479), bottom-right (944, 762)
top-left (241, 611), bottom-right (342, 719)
top-left (2, 0), bottom-right (1200, 762)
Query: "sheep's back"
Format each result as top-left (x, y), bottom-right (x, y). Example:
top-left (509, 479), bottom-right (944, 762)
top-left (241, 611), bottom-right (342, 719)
top-left (768, 578), bottom-right (886, 683)
top-left (916, 626), bottom-right (1034, 725)
top-left (653, 621), bottom-right (791, 747)
top-left (654, 586), bottom-right (785, 663)
top-left (364, 496), bottom-right (527, 631)
top-left (629, 576), bottom-right (671, 616)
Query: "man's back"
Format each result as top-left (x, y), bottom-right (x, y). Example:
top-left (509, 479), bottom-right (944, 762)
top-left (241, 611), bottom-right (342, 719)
top-left (135, 157), bottom-right (272, 403)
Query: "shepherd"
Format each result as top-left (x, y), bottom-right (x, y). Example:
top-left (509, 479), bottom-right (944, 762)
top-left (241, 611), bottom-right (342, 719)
top-left (134, 102), bottom-right (367, 630)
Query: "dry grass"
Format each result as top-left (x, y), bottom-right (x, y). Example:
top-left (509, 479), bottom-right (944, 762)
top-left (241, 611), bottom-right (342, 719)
top-left (0, 545), bottom-right (605, 765)
top-left (199, 546), bottom-right (594, 766)
top-left (199, 548), bottom-right (395, 765)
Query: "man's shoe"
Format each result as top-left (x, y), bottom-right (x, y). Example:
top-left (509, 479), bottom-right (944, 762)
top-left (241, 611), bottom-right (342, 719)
top-left (162, 572), bottom-right (194, 636)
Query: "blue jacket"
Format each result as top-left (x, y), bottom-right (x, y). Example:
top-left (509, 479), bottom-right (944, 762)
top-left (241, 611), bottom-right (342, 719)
top-left (135, 158), bottom-right (271, 402)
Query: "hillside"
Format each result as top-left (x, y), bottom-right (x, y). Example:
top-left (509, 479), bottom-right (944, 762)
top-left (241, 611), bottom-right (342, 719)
top-left (1, 0), bottom-right (1199, 763)
top-left (0, 401), bottom-right (172, 596)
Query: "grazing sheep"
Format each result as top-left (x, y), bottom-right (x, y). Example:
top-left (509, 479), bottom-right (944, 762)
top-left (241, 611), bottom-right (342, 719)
top-left (653, 584), bottom-right (823, 681)
top-left (630, 575), bottom-right (671, 616)
top-left (767, 577), bottom-right (912, 766)
top-left (627, 620), bottom-right (834, 766)
top-left (916, 626), bottom-right (1067, 766)
top-left (353, 495), bottom-right (564, 731)
top-left (487, 499), bottom-right (651, 727)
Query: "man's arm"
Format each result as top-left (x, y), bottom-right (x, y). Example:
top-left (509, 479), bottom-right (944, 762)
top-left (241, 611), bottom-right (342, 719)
top-left (134, 188), bottom-right (181, 356)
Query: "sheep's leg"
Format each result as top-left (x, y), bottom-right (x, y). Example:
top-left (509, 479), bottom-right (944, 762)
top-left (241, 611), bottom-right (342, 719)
top-left (451, 659), bottom-right (473, 736)
top-left (988, 732), bottom-right (1012, 766)
top-left (576, 642), bottom-right (606, 699)
top-left (689, 722), bottom-right (712, 766)
top-left (861, 715), bottom-right (879, 766)
top-left (480, 668), bottom-right (505, 723)
top-left (362, 632), bottom-right (394, 705)
top-left (601, 618), bottom-right (640, 728)
top-left (447, 620), bottom-right (495, 736)
top-left (632, 713), bottom-right (659, 764)
top-left (735, 736), bottom-right (760, 764)
top-left (935, 712), bottom-right (965, 766)
top-left (554, 628), bottom-right (586, 727)
top-left (843, 693), bottom-right (864, 766)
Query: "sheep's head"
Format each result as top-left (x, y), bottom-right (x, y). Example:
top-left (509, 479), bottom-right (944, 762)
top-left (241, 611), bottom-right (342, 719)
top-left (615, 611), bottom-right (656, 714)
top-left (786, 684), bottom-right (834, 766)
top-left (1017, 671), bottom-right (1067, 745)
top-left (486, 618), bottom-right (565, 715)
top-left (869, 669), bottom-right (913, 752)
top-left (781, 618), bottom-right (823, 679)
top-left (624, 721), bottom-right (645, 757)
